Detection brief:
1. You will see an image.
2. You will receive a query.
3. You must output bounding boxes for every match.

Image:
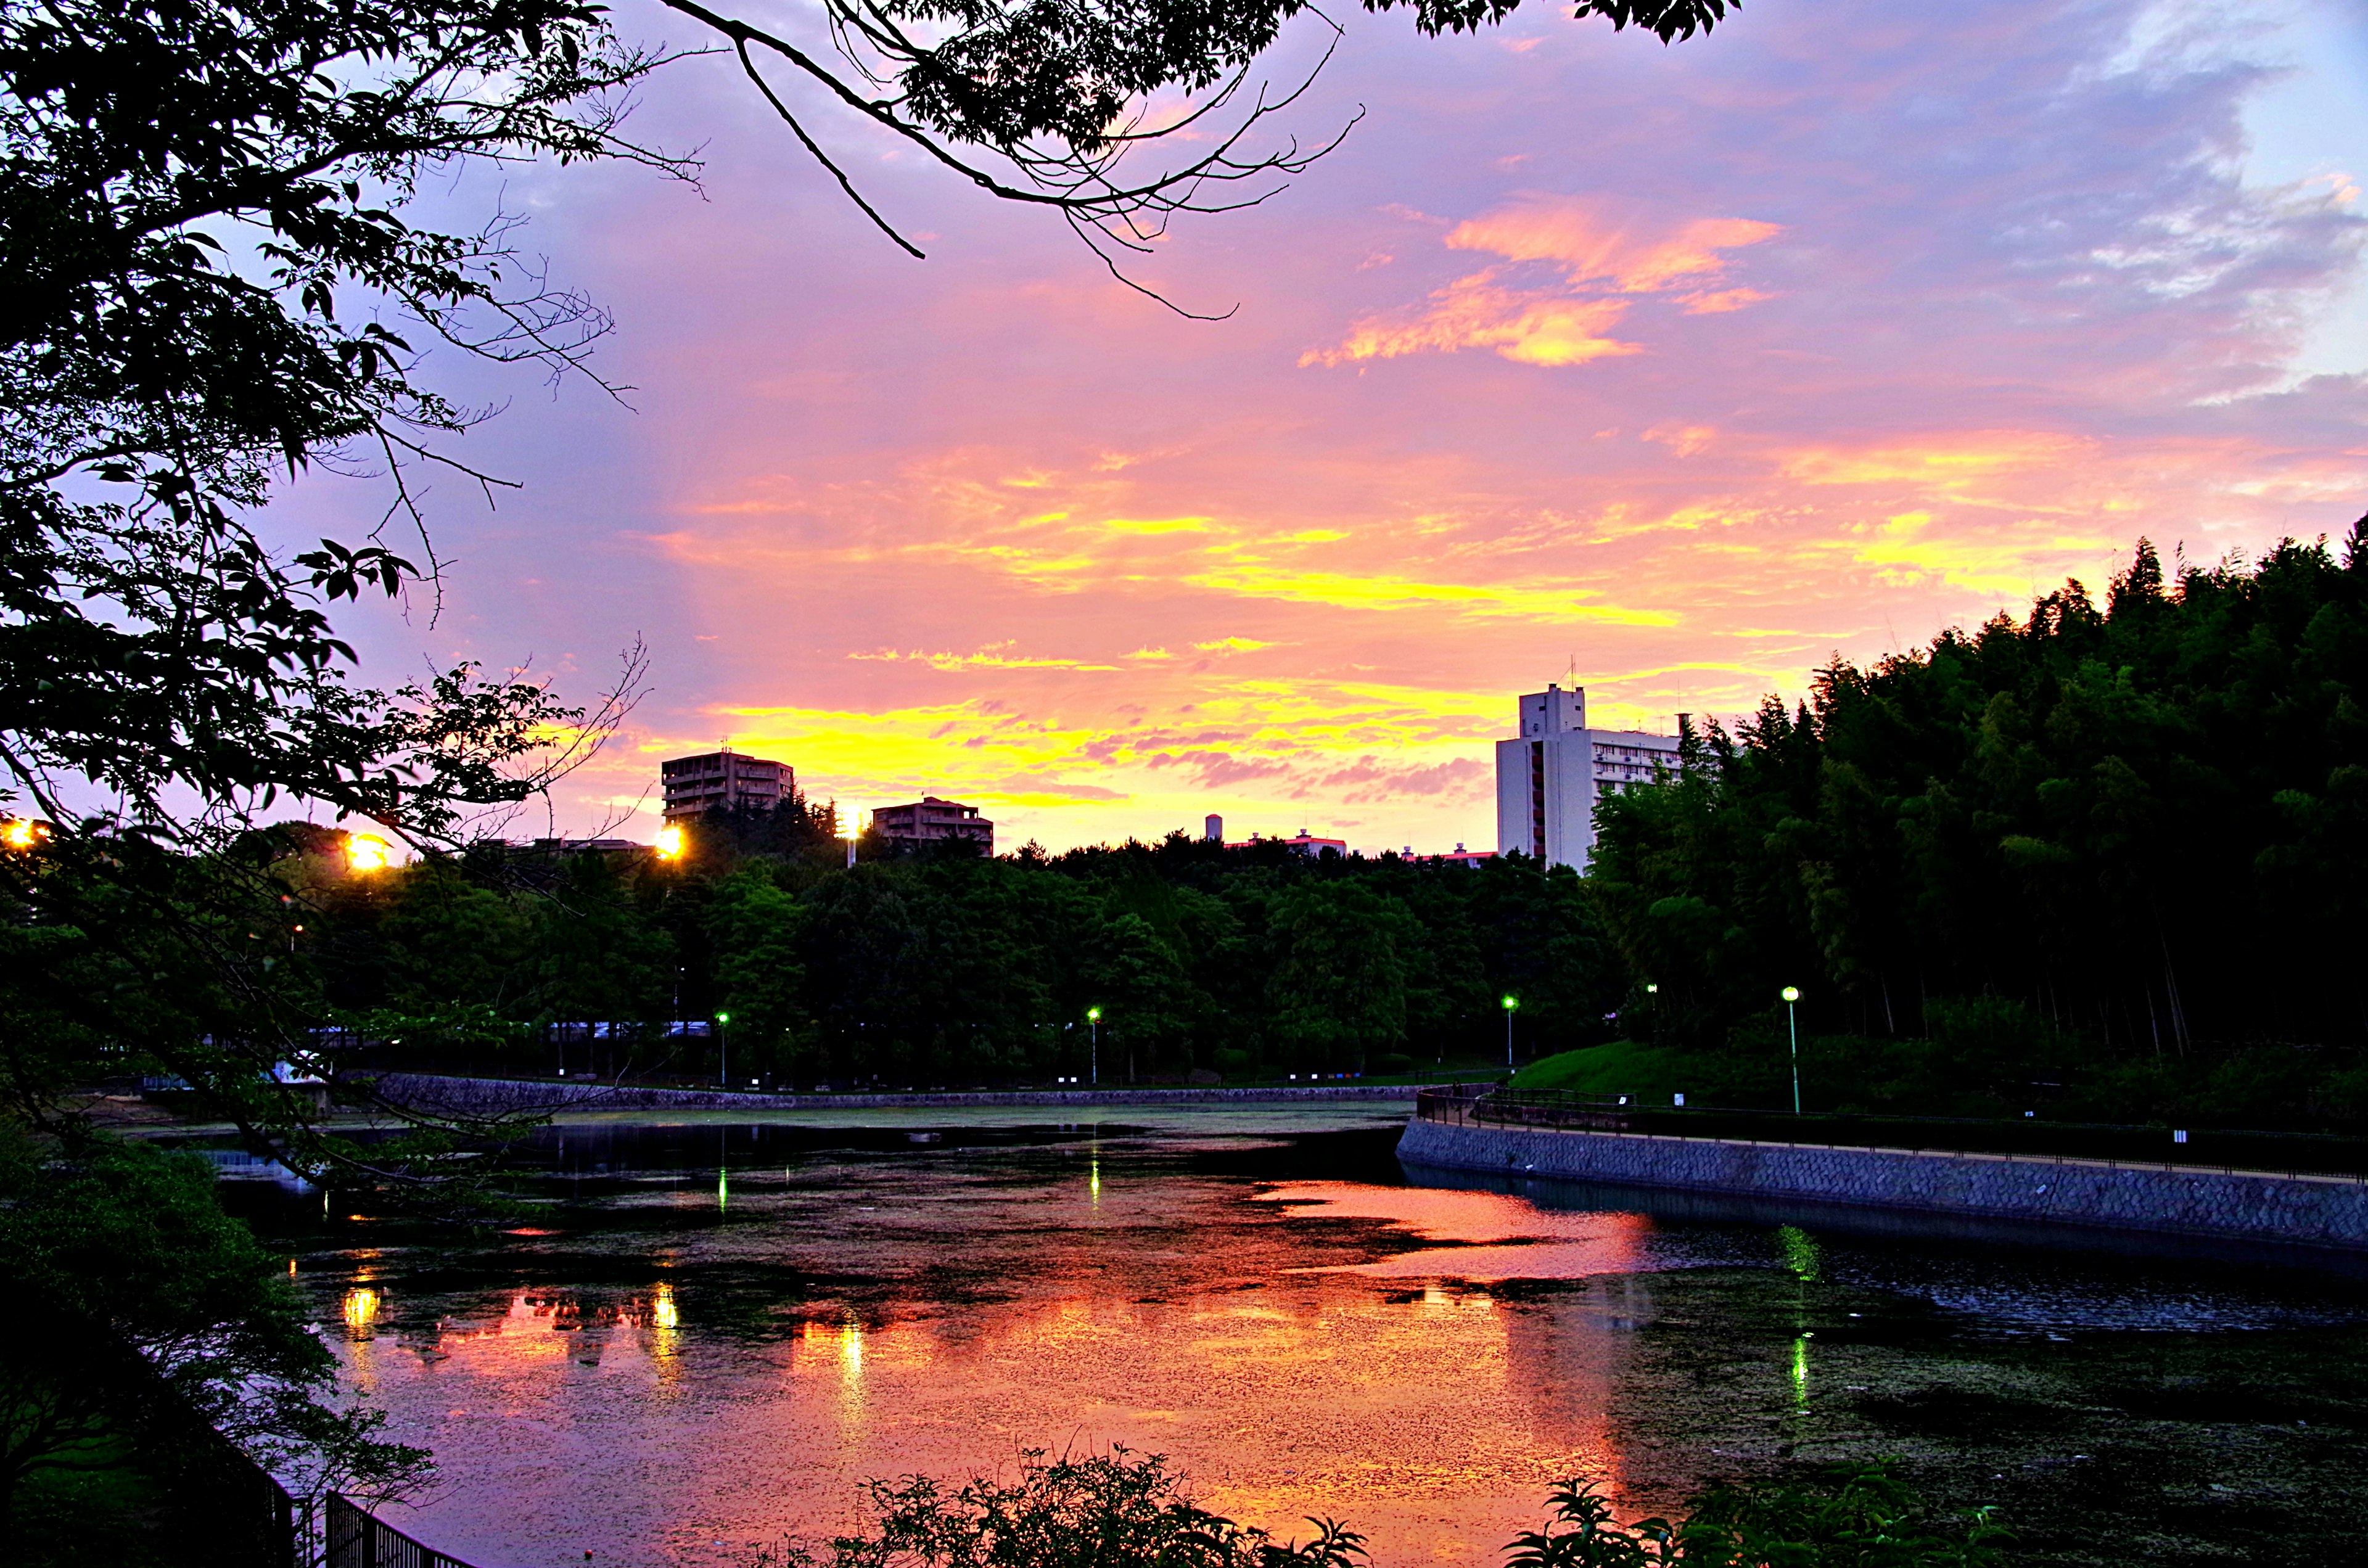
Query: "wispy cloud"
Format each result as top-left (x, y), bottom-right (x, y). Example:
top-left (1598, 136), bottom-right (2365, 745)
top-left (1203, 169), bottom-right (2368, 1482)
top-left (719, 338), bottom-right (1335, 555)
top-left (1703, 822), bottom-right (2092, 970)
top-left (1305, 197), bottom-right (1780, 366)
top-left (316, 0), bottom-right (2368, 857)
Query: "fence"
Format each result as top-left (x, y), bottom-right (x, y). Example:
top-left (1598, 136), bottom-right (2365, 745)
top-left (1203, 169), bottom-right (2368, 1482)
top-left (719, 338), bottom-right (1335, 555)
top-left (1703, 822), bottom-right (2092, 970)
top-left (326, 1493), bottom-right (485, 1568)
top-left (1410, 1084), bottom-right (2368, 1182)
top-left (207, 1437), bottom-right (483, 1568)
top-left (195, 1423), bottom-right (301, 1568)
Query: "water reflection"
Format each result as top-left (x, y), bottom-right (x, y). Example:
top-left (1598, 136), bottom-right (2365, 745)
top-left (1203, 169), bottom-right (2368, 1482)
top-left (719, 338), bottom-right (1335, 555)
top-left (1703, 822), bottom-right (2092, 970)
top-left (299, 1120), bottom-right (2368, 1568)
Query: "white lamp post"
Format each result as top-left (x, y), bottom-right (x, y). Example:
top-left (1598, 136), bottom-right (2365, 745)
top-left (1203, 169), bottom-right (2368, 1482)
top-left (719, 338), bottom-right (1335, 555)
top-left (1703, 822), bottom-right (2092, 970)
top-left (1087, 1006), bottom-right (1101, 1086)
top-left (1780, 987), bottom-right (1801, 1113)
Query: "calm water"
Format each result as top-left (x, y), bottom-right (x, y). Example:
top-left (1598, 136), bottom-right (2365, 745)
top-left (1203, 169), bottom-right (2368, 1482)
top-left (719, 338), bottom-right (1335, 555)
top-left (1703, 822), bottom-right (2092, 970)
top-left (263, 1107), bottom-right (2368, 1568)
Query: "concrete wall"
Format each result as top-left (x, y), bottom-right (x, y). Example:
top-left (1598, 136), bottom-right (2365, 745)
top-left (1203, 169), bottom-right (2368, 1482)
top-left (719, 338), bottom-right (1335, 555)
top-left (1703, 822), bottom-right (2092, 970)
top-left (1398, 1117), bottom-right (2368, 1252)
top-left (363, 1073), bottom-right (1416, 1119)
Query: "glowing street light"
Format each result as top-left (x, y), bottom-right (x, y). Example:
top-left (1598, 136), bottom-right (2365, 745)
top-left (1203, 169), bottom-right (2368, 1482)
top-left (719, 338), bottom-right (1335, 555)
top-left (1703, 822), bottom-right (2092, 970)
top-left (1501, 994), bottom-right (1519, 1071)
top-left (654, 824), bottom-right (685, 860)
top-left (1087, 1006), bottom-right (1102, 1086)
top-left (1780, 985), bottom-right (1803, 1114)
top-left (344, 832), bottom-right (393, 872)
top-left (717, 1012), bottom-right (731, 1088)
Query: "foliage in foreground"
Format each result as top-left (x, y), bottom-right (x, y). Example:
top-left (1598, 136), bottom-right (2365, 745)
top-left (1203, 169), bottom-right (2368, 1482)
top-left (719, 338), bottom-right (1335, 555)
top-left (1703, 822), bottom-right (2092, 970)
top-left (0, 1133), bottom-right (426, 1533)
top-left (756, 1450), bottom-right (2005, 1568)
top-left (1509, 1470), bottom-right (2007, 1567)
top-left (779, 1449), bottom-right (1365, 1568)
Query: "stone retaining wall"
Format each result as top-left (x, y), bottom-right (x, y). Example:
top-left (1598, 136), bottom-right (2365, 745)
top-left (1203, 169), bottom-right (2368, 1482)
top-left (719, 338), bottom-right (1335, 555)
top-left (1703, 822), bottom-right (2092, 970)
top-left (363, 1072), bottom-right (1416, 1118)
top-left (1397, 1117), bottom-right (2368, 1252)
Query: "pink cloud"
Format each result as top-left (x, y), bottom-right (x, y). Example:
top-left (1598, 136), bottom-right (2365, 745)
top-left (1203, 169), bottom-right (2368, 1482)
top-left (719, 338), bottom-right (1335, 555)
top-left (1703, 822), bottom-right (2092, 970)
top-left (265, 0), bottom-right (2368, 857)
top-left (1442, 199), bottom-right (1780, 291)
top-left (1307, 196), bottom-right (1781, 366)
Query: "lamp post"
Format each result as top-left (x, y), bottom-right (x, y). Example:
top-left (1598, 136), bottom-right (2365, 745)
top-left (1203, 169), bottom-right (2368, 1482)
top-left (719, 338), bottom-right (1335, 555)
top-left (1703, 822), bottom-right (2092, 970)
top-left (1087, 1007), bottom-right (1101, 1086)
top-left (717, 1012), bottom-right (731, 1089)
top-left (1501, 994), bottom-right (1519, 1072)
top-left (1780, 987), bottom-right (1801, 1114)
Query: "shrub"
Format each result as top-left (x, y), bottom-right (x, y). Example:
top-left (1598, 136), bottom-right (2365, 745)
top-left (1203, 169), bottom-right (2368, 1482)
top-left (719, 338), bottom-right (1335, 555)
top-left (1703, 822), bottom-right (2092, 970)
top-left (758, 1448), bottom-right (1362, 1568)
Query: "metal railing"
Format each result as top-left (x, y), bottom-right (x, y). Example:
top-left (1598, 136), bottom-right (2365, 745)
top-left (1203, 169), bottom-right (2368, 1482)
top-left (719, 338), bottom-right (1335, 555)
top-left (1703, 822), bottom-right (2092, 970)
top-left (1410, 1085), bottom-right (2368, 1183)
top-left (326, 1493), bottom-right (483, 1568)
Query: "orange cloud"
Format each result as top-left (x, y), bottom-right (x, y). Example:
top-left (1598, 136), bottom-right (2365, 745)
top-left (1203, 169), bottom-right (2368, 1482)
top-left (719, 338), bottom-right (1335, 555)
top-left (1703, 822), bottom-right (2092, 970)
top-left (848, 644), bottom-right (1123, 673)
top-left (1444, 201), bottom-right (1780, 291)
top-left (1306, 284), bottom-right (1637, 366)
top-left (1308, 197), bottom-right (1781, 368)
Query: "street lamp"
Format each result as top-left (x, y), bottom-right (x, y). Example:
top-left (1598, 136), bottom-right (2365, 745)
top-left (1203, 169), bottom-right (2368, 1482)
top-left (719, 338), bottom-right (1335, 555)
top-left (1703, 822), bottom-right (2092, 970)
top-left (1086, 1007), bottom-right (1101, 1086)
top-left (1501, 994), bottom-right (1519, 1072)
top-left (717, 1012), bottom-right (731, 1089)
top-left (1780, 987), bottom-right (1801, 1114)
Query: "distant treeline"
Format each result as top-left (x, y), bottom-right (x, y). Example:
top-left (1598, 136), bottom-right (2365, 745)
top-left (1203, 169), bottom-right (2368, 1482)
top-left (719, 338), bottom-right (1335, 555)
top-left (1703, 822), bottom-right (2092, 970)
top-left (285, 816), bottom-right (1618, 1086)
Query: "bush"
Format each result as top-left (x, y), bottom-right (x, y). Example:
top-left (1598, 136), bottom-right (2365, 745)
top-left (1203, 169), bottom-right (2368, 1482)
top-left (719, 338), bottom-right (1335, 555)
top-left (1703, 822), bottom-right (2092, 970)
top-left (1506, 1464), bottom-right (2005, 1567)
top-left (760, 1448), bottom-right (1362, 1568)
top-left (757, 1451), bottom-right (2005, 1568)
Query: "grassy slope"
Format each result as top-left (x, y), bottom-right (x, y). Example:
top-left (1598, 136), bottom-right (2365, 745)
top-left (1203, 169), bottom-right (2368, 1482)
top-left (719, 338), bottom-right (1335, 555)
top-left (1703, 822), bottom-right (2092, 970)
top-left (1510, 1040), bottom-right (1701, 1098)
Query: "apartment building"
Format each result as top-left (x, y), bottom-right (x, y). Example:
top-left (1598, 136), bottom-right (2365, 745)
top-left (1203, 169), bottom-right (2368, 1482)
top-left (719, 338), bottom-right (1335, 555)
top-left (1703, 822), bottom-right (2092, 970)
top-left (660, 750), bottom-right (793, 823)
top-left (873, 796), bottom-right (994, 855)
top-left (1492, 684), bottom-right (1685, 872)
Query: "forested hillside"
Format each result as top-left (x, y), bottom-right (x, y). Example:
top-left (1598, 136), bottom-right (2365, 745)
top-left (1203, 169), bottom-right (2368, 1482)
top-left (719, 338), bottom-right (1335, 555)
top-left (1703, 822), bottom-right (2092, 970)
top-left (1588, 525), bottom-right (2368, 1122)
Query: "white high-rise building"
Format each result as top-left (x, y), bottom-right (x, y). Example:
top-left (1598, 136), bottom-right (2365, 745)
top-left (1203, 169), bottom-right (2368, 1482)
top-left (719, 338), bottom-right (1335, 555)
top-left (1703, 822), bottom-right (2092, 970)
top-left (1494, 684), bottom-right (1685, 872)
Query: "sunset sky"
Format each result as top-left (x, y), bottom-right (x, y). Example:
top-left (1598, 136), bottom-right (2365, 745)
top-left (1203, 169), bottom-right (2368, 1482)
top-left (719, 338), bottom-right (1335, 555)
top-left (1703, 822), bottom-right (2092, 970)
top-left (285, 0), bottom-right (2368, 855)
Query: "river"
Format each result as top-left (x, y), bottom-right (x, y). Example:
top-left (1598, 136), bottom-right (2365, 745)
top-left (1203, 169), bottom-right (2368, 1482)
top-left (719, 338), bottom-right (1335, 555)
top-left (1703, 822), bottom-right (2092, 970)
top-left (263, 1105), bottom-right (2368, 1567)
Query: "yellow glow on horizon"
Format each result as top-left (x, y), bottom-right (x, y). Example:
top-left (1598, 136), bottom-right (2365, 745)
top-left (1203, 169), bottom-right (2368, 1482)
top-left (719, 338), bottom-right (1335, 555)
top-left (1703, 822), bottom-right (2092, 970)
top-left (1846, 511), bottom-right (2119, 595)
top-left (1099, 515), bottom-right (1212, 535)
top-left (1180, 562), bottom-right (1679, 624)
top-left (1780, 432), bottom-right (2094, 487)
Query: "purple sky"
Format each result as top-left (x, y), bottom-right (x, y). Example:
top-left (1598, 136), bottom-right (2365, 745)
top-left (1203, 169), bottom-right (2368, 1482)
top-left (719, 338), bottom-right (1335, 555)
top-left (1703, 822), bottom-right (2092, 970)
top-left (280, 0), bottom-right (2368, 853)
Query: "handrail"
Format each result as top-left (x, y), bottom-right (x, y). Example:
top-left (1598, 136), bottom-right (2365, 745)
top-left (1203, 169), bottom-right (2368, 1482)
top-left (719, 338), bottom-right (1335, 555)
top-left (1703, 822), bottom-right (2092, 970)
top-left (1409, 1085), bottom-right (2368, 1184)
top-left (326, 1493), bottom-right (485, 1568)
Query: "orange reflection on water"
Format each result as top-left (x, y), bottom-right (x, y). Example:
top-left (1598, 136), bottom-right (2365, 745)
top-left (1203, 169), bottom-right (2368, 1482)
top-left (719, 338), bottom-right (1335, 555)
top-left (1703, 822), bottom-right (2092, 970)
top-left (336, 1178), bottom-right (1664, 1568)
top-left (1255, 1183), bottom-right (1655, 1281)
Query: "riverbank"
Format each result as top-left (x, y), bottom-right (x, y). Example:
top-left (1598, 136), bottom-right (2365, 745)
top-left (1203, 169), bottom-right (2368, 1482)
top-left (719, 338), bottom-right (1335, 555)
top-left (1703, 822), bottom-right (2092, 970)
top-left (364, 1072), bottom-right (1418, 1119)
top-left (1398, 1116), bottom-right (2368, 1253)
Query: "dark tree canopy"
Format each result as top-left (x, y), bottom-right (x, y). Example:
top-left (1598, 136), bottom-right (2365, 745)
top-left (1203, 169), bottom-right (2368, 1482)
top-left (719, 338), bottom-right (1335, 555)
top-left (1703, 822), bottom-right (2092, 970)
top-left (1588, 525), bottom-right (2368, 1122)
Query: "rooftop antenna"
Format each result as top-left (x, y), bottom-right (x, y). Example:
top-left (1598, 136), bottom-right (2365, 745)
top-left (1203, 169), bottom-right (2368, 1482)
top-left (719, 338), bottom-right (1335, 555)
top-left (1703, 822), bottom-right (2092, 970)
top-left (1564, 651), bottom-right (1579, 688)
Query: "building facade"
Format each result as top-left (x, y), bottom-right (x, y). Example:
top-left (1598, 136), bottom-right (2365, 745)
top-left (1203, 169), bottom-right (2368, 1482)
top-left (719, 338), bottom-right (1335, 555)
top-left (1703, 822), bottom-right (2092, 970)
top-left (1223, 828), bottom-right (1348, 858)
top-left (1493, 684), bottom-right (1684, 872)
top-left (873, 796), bottom-right (994, 854)
top-left (660, 750), bottom-right (793, 823)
